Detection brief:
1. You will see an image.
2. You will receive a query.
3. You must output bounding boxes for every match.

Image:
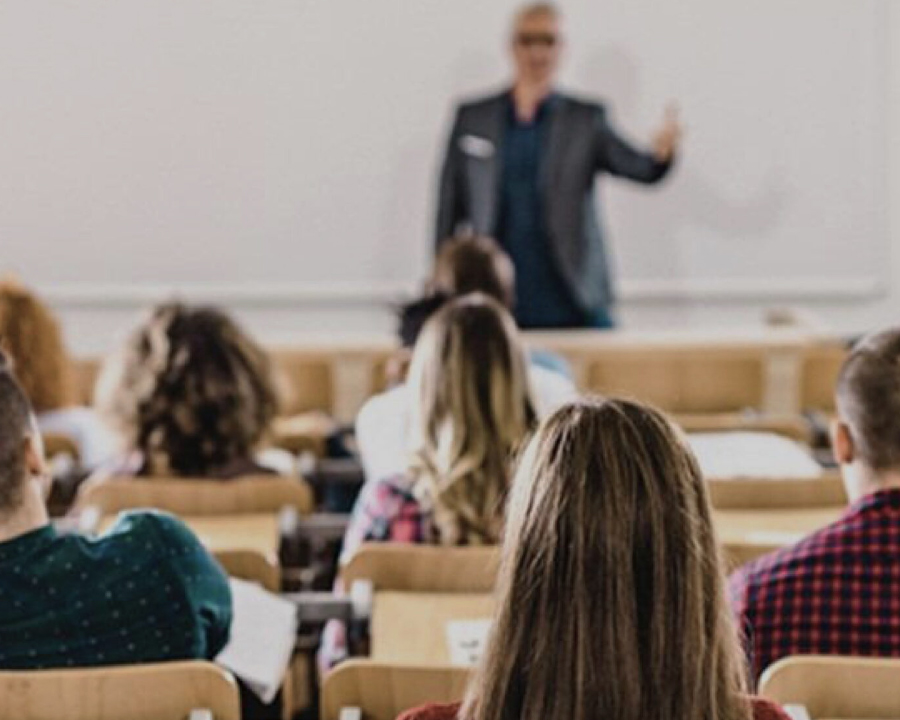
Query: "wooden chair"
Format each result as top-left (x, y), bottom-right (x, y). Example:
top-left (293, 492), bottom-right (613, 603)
top-left (342, 544), bottom-right (499, 593)
top-left (759, 655), bottom-right (900, 719)
top-left (320, 660), bottom-right (469, 720)
top-left (342, 545), bottom-right (499, 666)
top-left (710, 474), bottom-right (846, 571)
top-left (69, 356), bottom-right (101, 406)
top-left (76, 475), bottom-right (314, 516)
top-left (708, 473), bottom-right (847, 510)
top-left (42, 432), bottom-right (80, 461)
top-left (0, 661), bottom-right (240, 720)
top-left (215, 548), bottom-right (281, 592)
top-left (676, 413), bottom-right (811, 443)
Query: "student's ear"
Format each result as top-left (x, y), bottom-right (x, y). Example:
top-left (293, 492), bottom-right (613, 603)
top-left (24, 434), bottom-right (51, 498)
top-left (830, 418), bottom-right (855, 465)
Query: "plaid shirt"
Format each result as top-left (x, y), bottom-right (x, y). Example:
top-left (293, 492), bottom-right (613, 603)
top-left (729, 488), bottom-right (900, 681)
top-left (340, 474), bottom-right (434, 564)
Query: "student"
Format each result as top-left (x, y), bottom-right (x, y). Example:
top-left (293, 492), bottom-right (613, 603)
top-left (357, 240), bottom-right (576, 483)
top-left (731, 328), bottom-right (900, 680)
top-left (0, 279), bottom-right (115, 470)
top-left (342, 294), bottom-right (537, 560)
top-left (401, 399), bottom-right (789, 720)
top-left (0, 351), bottom-right (231, 668)
top-left (93, 302), bottom-right (281, 480)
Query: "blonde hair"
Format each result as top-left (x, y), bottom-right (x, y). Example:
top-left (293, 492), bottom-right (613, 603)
top-left (0, 279), bottom-right (73, 412)
top-left (462, 398), bottom-right (752, 720)
top-left (96, 302), bottom-right (278, 477)
top-left (406, 294), bottom-right (537, 545)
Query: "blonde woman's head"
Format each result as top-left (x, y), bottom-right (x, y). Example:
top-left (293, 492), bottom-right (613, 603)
top-left (463, 398), bottom-right (751, 720)
top-left (406, 293), bottom-right (537, 545)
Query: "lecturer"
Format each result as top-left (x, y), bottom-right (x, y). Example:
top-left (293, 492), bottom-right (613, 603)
top-left (435, 3), bottom-right (681, 328)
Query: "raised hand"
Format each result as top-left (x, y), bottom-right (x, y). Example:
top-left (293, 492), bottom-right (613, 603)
top-left (652, 102), bottom-right (682, 162)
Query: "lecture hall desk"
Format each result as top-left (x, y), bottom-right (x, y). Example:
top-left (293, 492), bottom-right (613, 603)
top-left (367, 507), bottom-right (844, 666)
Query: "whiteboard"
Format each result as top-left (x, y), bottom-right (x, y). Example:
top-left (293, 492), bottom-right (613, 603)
top-left (0, 0), bottom-right (890, 301)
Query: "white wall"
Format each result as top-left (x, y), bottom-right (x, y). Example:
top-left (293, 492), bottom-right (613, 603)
top-left (0, 1), bottom-right (896, 354)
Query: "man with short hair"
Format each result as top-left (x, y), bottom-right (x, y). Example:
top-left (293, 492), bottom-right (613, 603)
top-left (0, 352), bottom-right (231, 669)
top-left (435, 2), bottom-right (680, 329)
top-left (730, 329), bottom-right (900, 680)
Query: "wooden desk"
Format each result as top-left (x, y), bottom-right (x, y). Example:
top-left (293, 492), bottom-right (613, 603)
top-left (181, 513), bottom-right (281, 558)
top-left (370, 591), bottom-right (494, 665)
top-left (714, 507), bottom-right (842, 567)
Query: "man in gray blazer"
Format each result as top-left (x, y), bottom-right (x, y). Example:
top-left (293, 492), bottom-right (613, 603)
top-left (435, 3), bottom-right (681, 328)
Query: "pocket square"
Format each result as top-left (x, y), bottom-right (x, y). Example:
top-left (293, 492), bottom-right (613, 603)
top-left (459, 134), bottom-right (495, 158)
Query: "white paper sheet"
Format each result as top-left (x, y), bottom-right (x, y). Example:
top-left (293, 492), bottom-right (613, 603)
top-left (216, 578), bottom-right (298, 704)
top-left (445, 619), bottom-right (491, 667)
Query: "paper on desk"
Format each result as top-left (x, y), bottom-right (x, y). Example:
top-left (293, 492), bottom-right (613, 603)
top-left (216, 578), bottom-right (298, 704)
top-left (446, 619), bottom-right (491, 666)
top-left (782, 705), bottom-right (811, 720)
top-left (688, 432), bottom-right (822, 479)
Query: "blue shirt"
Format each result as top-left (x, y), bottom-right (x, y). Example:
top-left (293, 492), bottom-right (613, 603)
top-left (0, 511), bottom-right (232, 669)
top-left (498, 94), bottom-right (587, 329)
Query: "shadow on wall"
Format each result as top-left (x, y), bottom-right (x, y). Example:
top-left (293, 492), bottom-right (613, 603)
top-left (579, 46), bottom-right (792, 284)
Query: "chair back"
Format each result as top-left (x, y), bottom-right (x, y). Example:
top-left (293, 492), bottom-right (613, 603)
top-left (759, 655), bottom-right (900, 719)
top-left (0, 661), bottom-right (240, 720)
top-left (215, 548), bottom-right (280, 592)
top-left (77, 475), bottom-right (314, 516)
top-left (708, 473), bottom-right (847, 510)
top-left (341, 544), bottom-right (499, 592)
top-left (321, 660), bottom-right (470, 720)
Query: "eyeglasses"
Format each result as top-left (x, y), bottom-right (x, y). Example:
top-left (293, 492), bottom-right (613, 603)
top-left (515, 32), bottom-right (558, 48)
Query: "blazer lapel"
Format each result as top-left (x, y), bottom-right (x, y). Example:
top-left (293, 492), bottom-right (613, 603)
top-left (480, 92), bottom-right (507, 234)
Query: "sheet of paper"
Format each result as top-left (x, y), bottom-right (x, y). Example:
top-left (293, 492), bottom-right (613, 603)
top-left (445, 619), bottom-right (491, 667)
top-left (216, 578), bottom-right (298, 703)
top-left (782, 705), bottom-right (812, 720)
top-left (687, 432), bottom-right (822, 479)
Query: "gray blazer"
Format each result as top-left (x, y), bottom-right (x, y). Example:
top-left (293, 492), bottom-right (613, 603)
top-left (435, 90), bottom-right (671, 314)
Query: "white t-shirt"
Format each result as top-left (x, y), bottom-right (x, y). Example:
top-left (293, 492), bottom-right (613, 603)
top-left (355, 365), bottom-right (578, 484)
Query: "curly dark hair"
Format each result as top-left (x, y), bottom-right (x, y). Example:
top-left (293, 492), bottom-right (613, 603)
top-left (97, 302), bottom-right (279, 477)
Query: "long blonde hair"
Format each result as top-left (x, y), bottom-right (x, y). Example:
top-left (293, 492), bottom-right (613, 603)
top-left (406, 294), bottom-right (537, 546)
top-left (462, 398), bottom-right (752, 720)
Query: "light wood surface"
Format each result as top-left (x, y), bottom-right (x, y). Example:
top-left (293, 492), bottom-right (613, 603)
top-left (77, 475), bottom-right (314, 516)
top-left (341, 544), bottom-right (500, 592)
top-left (715, 507), bottom-right (841, 567)
top-left (320, 660), bottom-right (470, 720)
top-left (708, 474), bottom-right (847, 510)
top-left (73, 329), bottom-right (845, 421)
top-left (0, 661), bottom-right (240, 720)
top-left (181, 513), bottom-right (281, 557)
top-left (760, 655), bottom-right (900, 719)
top-left (371, 591), bottom-right (494, 665)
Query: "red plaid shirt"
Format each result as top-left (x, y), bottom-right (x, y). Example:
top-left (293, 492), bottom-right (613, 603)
top-left (729, 487), bottom-right (900, 681)
top-left (340, 475), bottom-right (434, 563)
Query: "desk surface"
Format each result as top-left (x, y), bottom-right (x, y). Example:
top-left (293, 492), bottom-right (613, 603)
top-left (371, 591), bottom-right (494, 666)
top-left (182, 514), bottom-right (281, 558)
top-left (714, 507), bottom-right (842, 566)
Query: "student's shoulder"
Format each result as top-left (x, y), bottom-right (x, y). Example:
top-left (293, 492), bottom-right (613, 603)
top-left (101, 510), bottom-right (204, 557)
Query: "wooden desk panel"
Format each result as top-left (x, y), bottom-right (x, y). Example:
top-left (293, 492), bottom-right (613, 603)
top-left (714, 507), bottom-right (842, 568)
top-left (371, 592), bottom-right (494, 666)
